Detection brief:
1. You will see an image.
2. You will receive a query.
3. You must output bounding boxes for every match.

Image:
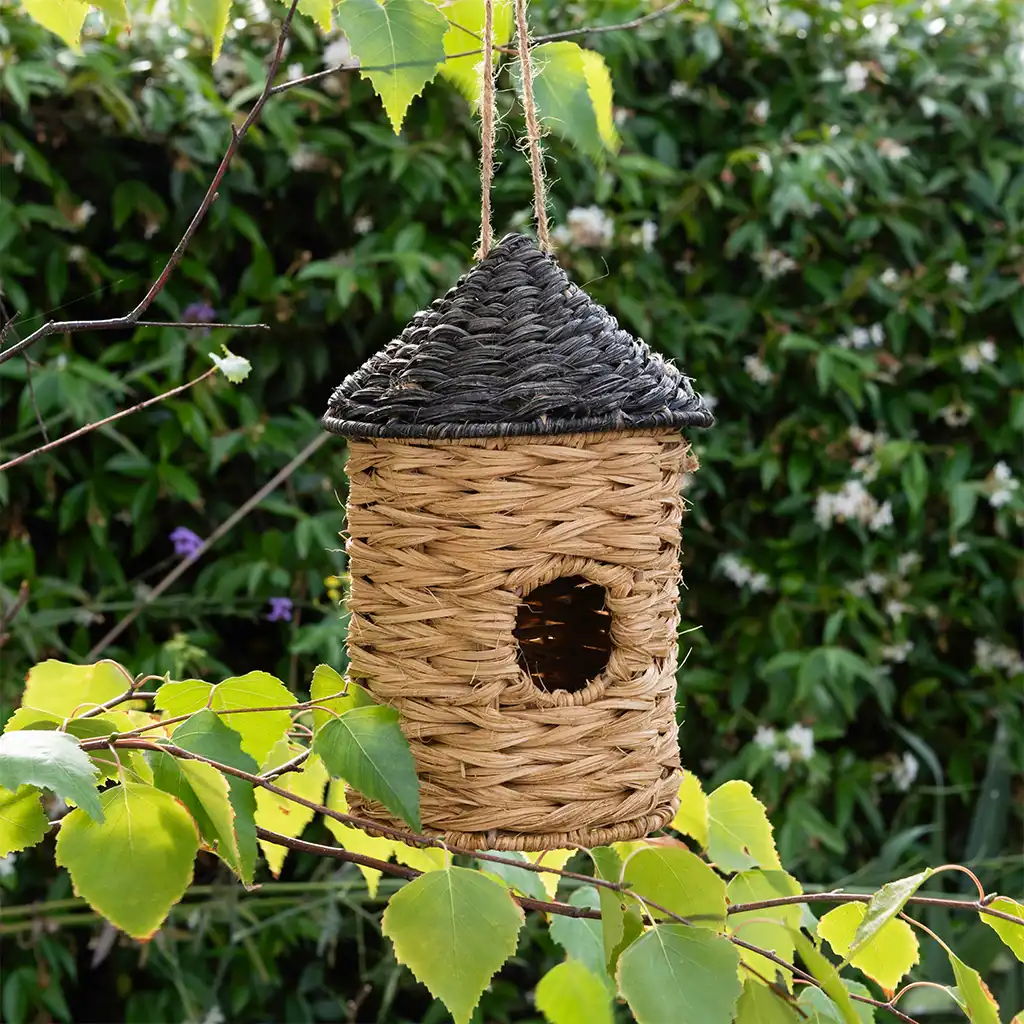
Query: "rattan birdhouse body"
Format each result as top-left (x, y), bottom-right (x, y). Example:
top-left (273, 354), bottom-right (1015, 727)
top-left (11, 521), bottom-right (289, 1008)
top-left (322, 234), bottom-right (713, 851)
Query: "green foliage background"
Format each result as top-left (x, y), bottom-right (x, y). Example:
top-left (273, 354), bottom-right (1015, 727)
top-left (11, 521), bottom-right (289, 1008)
top-left (0, 0), bottom-right (1021, 1020)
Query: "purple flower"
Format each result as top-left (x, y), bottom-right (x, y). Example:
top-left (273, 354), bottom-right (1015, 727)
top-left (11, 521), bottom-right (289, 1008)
top-left (183, 302), bottom-right (217, 324)
top-left (170, 527), bottom-right (203, 558)
top-left (266, 597), bottom-right (293, 623)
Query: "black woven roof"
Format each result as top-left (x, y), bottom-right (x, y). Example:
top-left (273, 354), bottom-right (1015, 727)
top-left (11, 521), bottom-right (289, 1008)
top-left (322, 233), bottom-right (715, 440)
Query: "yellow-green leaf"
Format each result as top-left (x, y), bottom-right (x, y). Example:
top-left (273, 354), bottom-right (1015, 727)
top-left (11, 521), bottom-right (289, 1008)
top-left (849, 868), bottom-right (931, 958)
top-left (727, 870), bottom-right (803, 988)
top-left (298, 0), bottom-right (332, 30)
top-left (622, 846), bottom-right (727, 929)
top-left (255, 742), bottom-right (328, 876)
top-left (0, 785), bottom-right (48, 856)
top-left (324, 779), bottom-right (396, 898)
top-left (382, 865), bottom-right (524, 1024)
top-left (213, 672), bottom-right (296, 764)
top-left (392, 837), bottom-right (449, 873)
top-left (672, 769), bottom-right (709, 848)
top-left (428, 0), bottom-right (513, 107)
top-left (792, 932), bottom-right (859, 1024)
top-left (591, 846), bottom-right (642, 973)
top-left (19, 0), bottom-right (91, 52)
top-left (707, 780), bottom-right (780, 873)
top-left (189, 0), bottom-right (232, 62)
top-left (535, 960), bottom-right (613, 1024)
top-left (336, 0), bottom-right (449, 133)
top-left (735, 980), bottom-right (803, 1023)
top-left (981, 897), bottom-right (1024, 962)
top-left (819, 901), bottom-right (919, 992)
top-left (579, 49), bottom-right (619, 154)
top-left (617, 925), bottom-right (741, 1024)
top-left (525, 847), bottom-right (574, 900)
top-left (949, 951), bottom-right (1001, 1023)
top-left (92, 0), bottom-right (129, 24)
top-left (55, 783), bottom-right (199, 940)
top-left (309, 663), bottom-right (373, 733)
top-left (21, 660), bottom-right (130, 719)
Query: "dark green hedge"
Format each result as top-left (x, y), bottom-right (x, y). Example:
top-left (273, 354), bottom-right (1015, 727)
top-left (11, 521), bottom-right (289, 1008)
top-left (1, 0), bottom-right (1021, 1019)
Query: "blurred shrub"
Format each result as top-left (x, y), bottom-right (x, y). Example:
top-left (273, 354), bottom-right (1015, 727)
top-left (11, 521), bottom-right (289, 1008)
top-left (0, 0), bottom-right (1021, 1019)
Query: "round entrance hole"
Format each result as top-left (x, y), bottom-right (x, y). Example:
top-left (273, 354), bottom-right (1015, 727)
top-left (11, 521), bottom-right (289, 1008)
top-left (514, 575), bottom-right (613, 694)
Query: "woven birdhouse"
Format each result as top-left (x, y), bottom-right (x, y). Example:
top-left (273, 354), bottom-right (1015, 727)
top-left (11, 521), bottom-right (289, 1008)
top-left (322, 233), bottom-right (714, 851)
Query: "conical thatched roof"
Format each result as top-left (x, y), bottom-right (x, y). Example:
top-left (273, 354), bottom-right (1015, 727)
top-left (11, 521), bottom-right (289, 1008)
top-left (322, 233), bottom-right (715, 440)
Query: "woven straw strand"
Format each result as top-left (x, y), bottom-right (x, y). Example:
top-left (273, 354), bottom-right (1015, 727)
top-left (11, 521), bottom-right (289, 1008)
top-left (342, 428), bottom-right (697, 851)
top-left (476, 0), bottom-right (497, 260)
top-left (514, 0), bottom-right (552, 252)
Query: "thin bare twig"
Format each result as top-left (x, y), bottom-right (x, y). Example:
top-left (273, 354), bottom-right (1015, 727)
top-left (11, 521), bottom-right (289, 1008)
top-left (85, 431), bottom-right (329, 659)
top-left (22, 356), bottom-right (49, 442)
top-left (0, 366), bottom-right (219, 474)
top-left (0, 580), bottom-right (30, 649)
top-left (0, 0), bottom-right (300, 367)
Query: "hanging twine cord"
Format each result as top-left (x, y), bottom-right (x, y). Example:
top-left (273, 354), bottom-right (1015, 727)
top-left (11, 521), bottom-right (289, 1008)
top-left (513, 0), bottom-right (552, 252)
top-left (476, 0), bottom-right (498, 259)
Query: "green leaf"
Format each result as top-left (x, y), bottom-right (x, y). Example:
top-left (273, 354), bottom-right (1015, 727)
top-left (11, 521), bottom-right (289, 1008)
top-left (381, 865), bottom-right (524, 1024)
top-left (981, 897), bottom-right (1024, 961)
top-left (535, 960), bottom-right (613, 1024)
top-left (949, 951), bottom-right (1001, 1023)
top-left (171, 710), bottom-right (258, 884)
top-left (0, 730), bottom-right (103, 822)
top-left (579, 49), bottom-right (619, 154)
top-left (849, 869), bottom-right (931, 959)
top-left (548, 886), bottom-right (608, 982)
top-left (19, 0), bottom-right (90, 52)
top-left (796, 984), bottom-right (875, 1024)
top-left (521, 42), bottom-right (602, 159)
top-left (735, 981), bottom-right (803, 1023)
top-left (313, 706), bottom-right (421, 831)
top-left (324, 779), bottom-right (396, 898)
top-left (479, 849), bottom-right (548, 901)
top-left (209, 347), bottom-right (252, 384)
top-left (150, 751), bottom-right (247, 882)
top-left (621, 846), bottom-right (727, 929)
top-left (0, 785), bottom-right (48, 856)
top-left (20, 660), bottom-right (130, 719)
top-left (189, 0), bottom-right (232, 62)
top-left (297, 0), bottom-right (332, 32)
top-left (727, 870), bottom-right (803, 988)
top-left (155, 679), bottom-right (213, 718)
top-left (336, 0), bottom-right (449, 133)
top-left (792, 932), bottom-right (859, 1024)
top-left (254, 741), bottom-right (329, 877)
top-left (707, 780), bottom-right (780, 873)
top-left (91, 0), bottom-right (129, 24)
top-left (55, 783), bottom-right (199, 940)
top-left (617, 925), bottom-right (741, 1024)
top-left (819, 902), bottom-right (919, 991)
top-left (309, 663), bottom-right (374, 732)
top-left (429, 0), bottom-right (514, 107)
top-left (672, 769), bottom-right (709, 848)
top-left (591, 846), bottom-right (643, 973)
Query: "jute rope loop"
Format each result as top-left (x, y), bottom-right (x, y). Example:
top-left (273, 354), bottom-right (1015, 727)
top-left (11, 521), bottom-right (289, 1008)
top-left (476, 0), bottom-right (498, 260)
top-left (513, 0), bottom-right (552, 252)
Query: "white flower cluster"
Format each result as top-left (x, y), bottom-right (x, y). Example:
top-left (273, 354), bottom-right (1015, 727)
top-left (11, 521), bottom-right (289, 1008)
top-left (959, 339), bottom-right (997, 373)
top-left (877, 138), bottom-right (911, 162)
top-left (946, 262), bottom-right (969, 285)
top-left (719, 554), bottom-right (770, 593)
top-left (551, 207), bottom-right (615, 249)
top-left (880, 267), bottom-right (900, 287)
top-left (631, 220), bottom-right (658, 252)
top-left (843, 62), bottom-right (869, 93)
top-left (751, 98), bottom-right (771, 123)
top-left (974, 639), bottom-right (1024, 677)
top-left (836, 323), bottom-right (885, 349)
top-left (815, 479), bottom-right (893, 532)
top-left (940, 399), bottom-right (973, 427)
top-left (744, 354), bottom-right (773, 385)
top-left (753, 248), bottom-right (798, 280)
top-left (754, 723), bottom-right (815, 769)
top-left (988, 461), bottom-right (1020, 508)
top-left (892, 752), bottom-right (919, 792)
top-left (880, 640), bottom-right (914, 663)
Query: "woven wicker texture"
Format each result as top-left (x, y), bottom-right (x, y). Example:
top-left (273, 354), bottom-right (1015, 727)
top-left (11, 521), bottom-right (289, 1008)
top-left (322, 233), bottom-right (714, 440)
top-left (342, 429), bottom-right (695, 851)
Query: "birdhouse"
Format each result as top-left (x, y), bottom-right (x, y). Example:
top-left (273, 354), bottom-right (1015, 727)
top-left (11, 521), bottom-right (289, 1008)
top-left (322, 233), bottom-right (714, 851)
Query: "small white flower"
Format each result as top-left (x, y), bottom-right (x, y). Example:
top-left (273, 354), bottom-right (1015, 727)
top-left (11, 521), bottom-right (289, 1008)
top-left (850, 326), bottom-right (871, 349)
top-left (843, 62), bottom-right (869, 93)
top-left (353, 215), bottom-right (373, 235)
top-left (68, 245), bottom-right (87, 263)
top-left (947, 262), bottom-right (968, 284)
top-left (753, 249), bottom-right (797, 281)
top-left (878, 138), bottom-right (911, 162)
top-left (881, 640), bottom-right (913, 663)
top-left (940, 401), bottom-right (973, 426)
top-left (866, 572), bottom-right (888, 593)
top-left (564, 206), bottom-right (615, 248)
top-left (0, 854), bottom-right (16, 879)
top-left (974, 639), bottom-right (1024, 676)
top-left (324, 37), bottom-right (356, 70)
top-left (960, 348), bottom-right (982, 373)
top-left (754, 725), bottom-right (777, 750)
top-left (632, 219), bottom-right (658, 252)
top-left (772, 749), bottom-right (793, 770)
top-left (12, 150), bottom-right (25, 174)
top-left (755, 152), bottom-right (772, 175)
top-left (841, 177), bottom-right (856, 198)
top-left (886, 600), bottom-right (910, 622)
top-left (786, 724), bottom-right (815, 762)
top-left (920, 96), bottom-right (939, 118)
top-left (987, 461), bottom-right (1020, 508)
top-left (977, 340), bottom-right (997, 363)
top-left (743, 354), bottom-right (773, 385)
top-left (289, 147), bottom-right (327, 172)
top-left (70, 201), bottom-right (96, 228)
top-left (897, 553), bottom-right (921, 576)
top-left (870, 500), bottom-right (893, 532)
top-left (849, 426), bottom-right (876, 453)
top-left (852, 456), bottom-right (880, 483)
top-left (752, 98), bottom-right (770, 123)
top-left (892, 752), bottom-right (919, 792)
top-left (950, 541), bottom-right (969, 557)
top-left (869, 323), bottom-right (885, 345)
top-left (994, 461), bottom-right (1013, 483)
top-left (880, 268), bottom-right (900, 287)
top-left (749, 572), bottom-right (770, 593)
top-left (990, 487), bottom-right (1016, 508)
top-left (287, 62), bottom-right (303, 80)
top-left (668, 80), bottom-right (690, 99)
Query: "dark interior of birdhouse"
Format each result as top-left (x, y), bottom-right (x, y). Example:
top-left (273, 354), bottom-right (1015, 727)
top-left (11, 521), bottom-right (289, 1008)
top-left (514, 575), bottom-right (613, 694)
